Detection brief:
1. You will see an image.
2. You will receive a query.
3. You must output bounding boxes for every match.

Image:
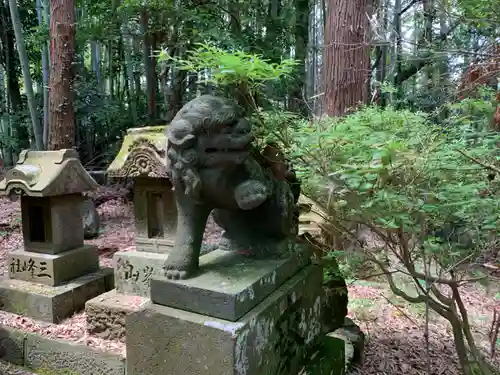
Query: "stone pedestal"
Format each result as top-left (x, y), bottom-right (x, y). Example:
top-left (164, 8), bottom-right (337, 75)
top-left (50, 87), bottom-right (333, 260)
top-left (126, 247), bottom-right (327, 375)
top-left (0, 149), bottom-right (113, 323)
top-left (8, 245), bottom-right (99, 286)
top-left (0, 269), bottom-right (113, 323)
top-left (114, 250), bottom-right (168, 297)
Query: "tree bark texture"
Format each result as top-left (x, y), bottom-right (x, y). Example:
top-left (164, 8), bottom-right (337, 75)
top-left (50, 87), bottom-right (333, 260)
top-left (323, 0), bottom-right (373, 116)
top-left (47, 0), bottom-right (76, 150)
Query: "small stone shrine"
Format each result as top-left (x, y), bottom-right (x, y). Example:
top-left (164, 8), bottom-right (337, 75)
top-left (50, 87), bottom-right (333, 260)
top-left (107, 126), bottom-right (176, 255)
top-left (0, 149), bottom-right (113, 323)
top-left (86, 125), bottom-right (177, 341)
top-left (126, 95), bottom-right (338, 375)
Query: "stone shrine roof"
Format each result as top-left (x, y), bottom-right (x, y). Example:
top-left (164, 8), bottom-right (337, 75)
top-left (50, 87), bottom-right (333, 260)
top-left (0, 149), bottom-right (99, 197)
top-left (107, 125), bottom-right (169, 178)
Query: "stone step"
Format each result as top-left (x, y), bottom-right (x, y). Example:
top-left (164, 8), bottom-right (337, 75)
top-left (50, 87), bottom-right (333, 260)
top-left (0, 268), bottom-right (114, 323)
top-left (85, 289), bottom-right (149, 342)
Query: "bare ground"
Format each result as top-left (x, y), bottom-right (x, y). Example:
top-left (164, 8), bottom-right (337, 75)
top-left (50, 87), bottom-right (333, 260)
top-left (0, 192), bottom-right (499, 374)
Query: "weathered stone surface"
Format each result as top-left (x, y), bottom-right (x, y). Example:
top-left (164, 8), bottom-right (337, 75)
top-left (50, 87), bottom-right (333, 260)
top-left (126, 265), bottom-right (324, 375)
top-left (328, 317), bottom-right (365, 369)
top-left (101, 267), bottom-right (115, 290)
top-left (107, 126), bottom-right (168, 179)
top-left (161, 95), bottom-right (301, 280)
top-left (133, 177), bottom-right (177, 252)
top-left (114, 251), bottom-right (168, 297)
top-left (85, 289), bottom-right (149, 342)
top-left (135, 237), bottom-right (174, 253)
top-left (150, 248), bottom-right (311, 321)
top-left (0, 150), bottom-right (100, 256)
top-left (0, 149), bottom-right (98, 198)
top-left (25, 334), bottom-right (125, 375)
top-left (300, 336), bottom-right (345, 375)
top-left (21, 194), bottom-right (85, 254)
top-left (8, 246), bottom-right (99, 286)
top-left (82, 198), bottom-right (100, 239)
top-left (0, 268), bottom-right (113, 323)
top-left (0, 327), bottom-right (25, 366)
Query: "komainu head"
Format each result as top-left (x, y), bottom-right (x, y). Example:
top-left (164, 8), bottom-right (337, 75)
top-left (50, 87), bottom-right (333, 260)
top-left (166, 95), bottom-right (255, 200)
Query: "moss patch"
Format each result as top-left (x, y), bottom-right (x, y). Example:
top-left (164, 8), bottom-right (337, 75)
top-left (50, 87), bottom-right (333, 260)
top-left (107, 125), bottom-right (169, 174)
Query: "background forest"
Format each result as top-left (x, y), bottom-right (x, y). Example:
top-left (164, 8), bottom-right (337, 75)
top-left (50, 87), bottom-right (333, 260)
top-left (1, 0), bottom-right (500, 374)
top-left (1, 0), bottom-right (499, 163)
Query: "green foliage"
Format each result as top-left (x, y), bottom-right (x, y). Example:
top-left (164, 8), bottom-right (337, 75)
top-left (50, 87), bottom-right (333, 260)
top-left (287, 104), bottom-right (500, 268)
top-left (158, 42), bottom-right (298, 102)
top-left (252, 110), bottom-right (302, 149)
top-left (446, 86), bottom-right (497, 132)
top-left (457, 0), bottom-right (500, 29)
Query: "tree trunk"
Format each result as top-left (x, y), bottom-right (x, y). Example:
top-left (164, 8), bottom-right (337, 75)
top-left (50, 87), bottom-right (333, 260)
top-left (289, 0), bottom-right (310, 115)
top-left (374, 0), bottom-right (388, 106)
top-left (8, 0), bottom-right (44, 150)
top-left (391, 0), bottom-right (403, 105)
top-left (165, 67), bottom-right (186, 122)
top-left (323, 0), bottom-right (374, 116)
top-left (420, 0), bottom-right (434, 87)
top-left (0, 59), bottom-right (12, 165)
top-left (1, 0), bottom-right (27, 153)
top-left (47, 0), bottom-right (76, 150)
top-left (0, 1), bottom-right (21, 113)
top-left (36, 0), bottom-right (50, 149)
top-left (228, 0), bottom-right (240, 37)
top-left (123, 35), bottom-right (137, 123)
top-left (141, 8), bottom-right (157, 121)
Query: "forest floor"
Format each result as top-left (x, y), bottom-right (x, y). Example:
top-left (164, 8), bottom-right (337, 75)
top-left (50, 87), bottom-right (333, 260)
top-left (0, 190), bottom-right (499, 375)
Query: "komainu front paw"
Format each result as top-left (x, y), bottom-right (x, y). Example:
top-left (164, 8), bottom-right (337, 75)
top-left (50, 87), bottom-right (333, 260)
top-left (163, 247), bottom-right (199, 280)
top-left (165, 269), bottom-right (190, 280)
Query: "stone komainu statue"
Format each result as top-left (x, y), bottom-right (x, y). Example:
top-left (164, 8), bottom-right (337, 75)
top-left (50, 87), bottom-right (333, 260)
top-left (164, 95), bottom-right (301, 279)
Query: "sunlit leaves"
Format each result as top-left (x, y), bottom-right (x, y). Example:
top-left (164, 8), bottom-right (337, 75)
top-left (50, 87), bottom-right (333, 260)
top-left (158, 42), bottom-right (298, 90)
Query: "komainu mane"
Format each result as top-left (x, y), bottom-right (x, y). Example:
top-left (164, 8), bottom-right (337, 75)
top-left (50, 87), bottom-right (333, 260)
top-left (164, 95), bottom-right (300, 279)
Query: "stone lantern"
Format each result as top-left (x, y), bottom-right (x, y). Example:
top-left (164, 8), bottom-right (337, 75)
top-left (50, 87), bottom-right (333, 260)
top-left (0, 149), bottom-right (113, 323)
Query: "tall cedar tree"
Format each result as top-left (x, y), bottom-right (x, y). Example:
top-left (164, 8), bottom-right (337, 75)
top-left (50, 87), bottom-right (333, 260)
top-left (323, 0), bottom-right (374, 116)
top-left (47, 0), bottom-right (76, 150)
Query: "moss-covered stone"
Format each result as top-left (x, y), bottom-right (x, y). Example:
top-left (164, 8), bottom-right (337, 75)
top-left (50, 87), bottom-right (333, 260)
top-left (127, 265), bottom-right (325, 375)
top-left (25, 333), bottom-right (125, 375)
top-left (0, 149), bottom-right (98, 197)
top-left (302, 336), bottom-right (345, 375)
top-left (107, 125), bottom-right (169, 178)
top-left (0, 327), bottom-right (26, 366)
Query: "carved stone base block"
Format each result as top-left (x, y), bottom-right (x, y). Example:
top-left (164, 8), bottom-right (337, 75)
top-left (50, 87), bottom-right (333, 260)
top-left (150, 248), bottom-right (311, 321)
top-left (114, 251), bottom-right (168, 297)
top-left (8, 245), bottom-right (99, 286)
top-left (0, 268), bottom-right (113, 323)
top-left (126, 265), bottom-right (325, 375)
top-left (85, 289), bottom-right (149, 342)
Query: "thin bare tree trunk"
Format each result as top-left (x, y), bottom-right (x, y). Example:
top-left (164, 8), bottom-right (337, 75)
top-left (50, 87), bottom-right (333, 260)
top-left (36, 0), bottom-right (50, 148)
top-left (8, 0), bottom-right (44, 150)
